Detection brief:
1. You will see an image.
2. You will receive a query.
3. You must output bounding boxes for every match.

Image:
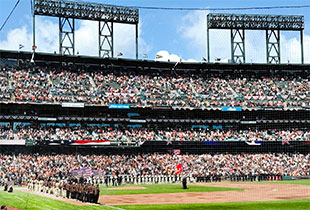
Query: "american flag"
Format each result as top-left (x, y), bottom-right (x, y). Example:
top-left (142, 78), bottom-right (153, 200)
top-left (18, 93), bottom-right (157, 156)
top-left (71, 170), bottom-right (83, 177)
top-left (82, 167), bottom-right (93, 178)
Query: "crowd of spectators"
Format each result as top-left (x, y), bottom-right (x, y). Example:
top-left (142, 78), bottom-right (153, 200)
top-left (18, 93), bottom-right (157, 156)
top-left (0, 153), bottom-right (309, 184)
top-left (1, 66), bottom-right (310, 109)
top-left (92, 72), bottom-right (144, 105)
top-left (0, 67), bottom-right (11, 102)
top-left (0, 124), bottom-right (14, 140)
top-left (1, 124), bottom-right (309, 142)
top-left (11, 68), bottom-right (53, 103)
top-left (51, 71), bottom-right (101, 104)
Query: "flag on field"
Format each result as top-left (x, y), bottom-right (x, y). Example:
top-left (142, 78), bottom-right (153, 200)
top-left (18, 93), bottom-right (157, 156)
top-left (175, 163), bottom-right (183, 175)
top-left (19, 44), bottom-right (24, 50)
top-left (71, 170), bottom-right (83, 177)
top-left (82, 167), bottom-right (93, 178)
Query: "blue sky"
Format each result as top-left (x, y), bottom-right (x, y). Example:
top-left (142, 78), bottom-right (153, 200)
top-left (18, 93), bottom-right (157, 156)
top-left (1, 0), bottom-right (310, 63)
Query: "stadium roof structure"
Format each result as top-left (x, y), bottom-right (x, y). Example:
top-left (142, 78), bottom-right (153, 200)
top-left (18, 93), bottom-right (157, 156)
top-left (207, 13), bottom-right (304, 31)
top-left (1, 50), bottom-right (310, 73)
top-left (32, 0), bottom-right (139, 58)
top-left (206, 13), bottom-right (304, 64)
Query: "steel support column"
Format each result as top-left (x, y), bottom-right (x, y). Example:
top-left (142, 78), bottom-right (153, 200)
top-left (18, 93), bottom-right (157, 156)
top-left (206, 15), bottom-right (210, 63)
top-left (231, 29), bottom-right (245, 63)
top-left (59, 17), bottom-right (75, 55)
top-left (99, 21), bottom-right (113, 58)
top-left (300, 30), bottom-right (304, 64)
top-left (266, 30), bottom-right (280, 64)
top-left (32, 0), bottom-right (36, 53)
top-left (136, 23), bottom-right (138, 60)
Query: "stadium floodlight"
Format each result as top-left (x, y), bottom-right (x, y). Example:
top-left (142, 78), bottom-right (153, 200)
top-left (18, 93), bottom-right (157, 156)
top-left (33, 0), bottom-right (139, 23)
top-left (32, 0), bottom-right (139, 59)
top-left (206, 13), bottom-right (304, 64)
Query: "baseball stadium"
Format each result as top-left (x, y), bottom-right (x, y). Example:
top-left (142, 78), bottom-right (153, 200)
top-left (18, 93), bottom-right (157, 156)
top-left (0, 0), bottom-right (310, 210)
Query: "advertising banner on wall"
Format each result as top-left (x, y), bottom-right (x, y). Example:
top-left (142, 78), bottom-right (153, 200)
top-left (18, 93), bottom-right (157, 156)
top-left (0, 140), bottom-right (26, 145)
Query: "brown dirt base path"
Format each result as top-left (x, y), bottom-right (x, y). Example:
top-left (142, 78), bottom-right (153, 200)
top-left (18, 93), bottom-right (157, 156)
top-left (99, 182), bottom-right (310, 205)
top-left (6, 207), bottom-right (21, 210)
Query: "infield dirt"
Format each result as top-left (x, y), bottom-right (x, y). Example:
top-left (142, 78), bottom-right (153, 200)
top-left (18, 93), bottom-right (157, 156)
top-left (99, 182), bottom-right (310, 205)
top-left (17, 182), bottom-right (310, 206)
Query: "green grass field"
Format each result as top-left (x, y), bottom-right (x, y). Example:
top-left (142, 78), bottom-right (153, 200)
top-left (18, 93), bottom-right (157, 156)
top-left (100, 183), bottom-right (243, 195)
top-left (0, 180), bottom-right (309, 210)
top-left (261, 179), bottom-right (310, 185)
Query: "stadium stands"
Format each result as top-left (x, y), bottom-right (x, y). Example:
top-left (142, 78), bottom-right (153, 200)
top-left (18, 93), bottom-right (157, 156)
top-left (0, 53), bottom-right (309, 186)
top-left (0, 124), bottom-right (309, 142)
top-left (1, 66), bottom-right (310, 109)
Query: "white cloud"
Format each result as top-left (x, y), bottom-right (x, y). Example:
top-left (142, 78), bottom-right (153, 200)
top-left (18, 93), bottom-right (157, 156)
top-left (0, 17), bottom-right (58, 53)
top-left (75, 20), bottom-right (98, 56)
top-left (178, 11), bottom-right (232, 62)
top-left (0, 17), bottom-right (150, 59)
top-left (178, 11), bottom-right (209, 61)
top-left (114, 21), bottom-right (151, 58)
top-left (155, 50), bottom-right (198, 62)
top-left (184, 58), bottom-right (199, 63)
top-left (0, 26), bottom-right (32, 51)
top-left (280, 33), bottom-right (309, 64)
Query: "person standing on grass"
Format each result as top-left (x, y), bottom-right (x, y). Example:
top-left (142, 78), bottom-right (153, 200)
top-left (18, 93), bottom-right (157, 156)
top-left (94, 184), bottom-right (100, 203)
top-left (182, 175), bottom-right (188, 189)
top-left (1, 205), bottom-right (7, 210)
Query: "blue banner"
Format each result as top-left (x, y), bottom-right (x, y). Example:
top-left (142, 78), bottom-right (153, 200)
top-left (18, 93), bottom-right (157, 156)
top-left (222, 107), bottom-right (242, 111)
top-left (108, 104), bottom-right (130, 109)
top-left (128, 113), bottom-right (140, 117)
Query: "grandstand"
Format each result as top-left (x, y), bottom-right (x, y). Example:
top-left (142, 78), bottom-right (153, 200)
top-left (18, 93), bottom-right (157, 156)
top-left (0, 49), bottom-right (310, 153)
top-left (1, 51), bottom-right (310, 109)
top-left (1, 50), bottom-right (310, 208)
top-left (1, 1), bottom-right (310, 209)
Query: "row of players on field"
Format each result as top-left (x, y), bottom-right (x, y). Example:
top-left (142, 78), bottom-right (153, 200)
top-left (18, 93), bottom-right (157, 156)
top-left (27, 179), bottom-right (100, 203)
